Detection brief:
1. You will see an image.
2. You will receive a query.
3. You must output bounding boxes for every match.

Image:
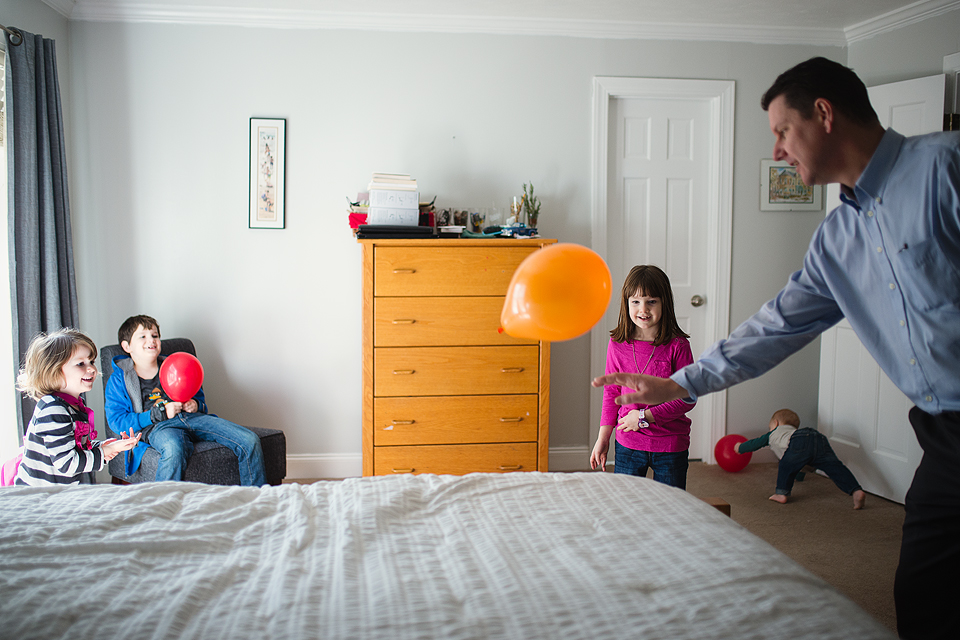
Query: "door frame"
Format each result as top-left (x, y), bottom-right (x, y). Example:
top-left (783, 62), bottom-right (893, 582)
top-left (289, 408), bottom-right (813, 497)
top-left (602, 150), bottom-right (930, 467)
top-left (589, 77), bottom-right (735, 463)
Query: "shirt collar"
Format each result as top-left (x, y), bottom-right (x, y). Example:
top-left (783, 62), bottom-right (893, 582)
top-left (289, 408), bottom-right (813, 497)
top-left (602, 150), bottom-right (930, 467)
top-left (849, 128), bottom-right (905, 208)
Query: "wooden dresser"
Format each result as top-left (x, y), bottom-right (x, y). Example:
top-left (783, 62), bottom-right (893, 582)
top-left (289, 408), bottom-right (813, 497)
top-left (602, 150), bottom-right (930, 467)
top-left (359, 237), bottom-right (555, 476)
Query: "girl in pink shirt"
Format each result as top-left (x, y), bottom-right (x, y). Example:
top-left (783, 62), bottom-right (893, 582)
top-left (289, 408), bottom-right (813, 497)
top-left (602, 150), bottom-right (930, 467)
top-left (590, 265), bottom-right (696, 488)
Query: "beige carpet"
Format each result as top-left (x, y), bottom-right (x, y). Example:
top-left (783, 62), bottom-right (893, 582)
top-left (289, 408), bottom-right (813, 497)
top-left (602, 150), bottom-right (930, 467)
top-left (686, 460), bottom-right (902, 634)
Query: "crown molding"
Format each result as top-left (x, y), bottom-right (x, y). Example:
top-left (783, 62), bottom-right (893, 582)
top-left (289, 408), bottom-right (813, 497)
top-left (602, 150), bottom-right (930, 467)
top-left (48, 0), bottom-right (960, 47)
top-left (58, 2), bottom-right (847, 46)
top-left (845, 0), bottom-right (960, 44)
top-left (40, 0), bottom-right (76, 19)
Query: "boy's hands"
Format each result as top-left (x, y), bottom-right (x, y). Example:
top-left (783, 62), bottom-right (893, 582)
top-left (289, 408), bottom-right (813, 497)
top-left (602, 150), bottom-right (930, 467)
top-left (164, 401), bottom-right (183, 420)
top-left (101, 429), bottom-right (142, 461)
top-left (163, 398), bottom-right (198, 419)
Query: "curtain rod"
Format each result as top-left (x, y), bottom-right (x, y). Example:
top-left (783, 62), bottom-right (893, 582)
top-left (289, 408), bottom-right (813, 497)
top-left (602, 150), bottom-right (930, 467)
top-left (1, 24), bottom-right (23, 46)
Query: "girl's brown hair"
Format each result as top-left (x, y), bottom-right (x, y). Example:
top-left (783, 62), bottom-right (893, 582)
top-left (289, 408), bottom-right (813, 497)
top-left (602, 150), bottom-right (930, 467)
top-left (16, 329), bottom-right (98, 400)
top-left (609, 265), bottom-right (689, 346)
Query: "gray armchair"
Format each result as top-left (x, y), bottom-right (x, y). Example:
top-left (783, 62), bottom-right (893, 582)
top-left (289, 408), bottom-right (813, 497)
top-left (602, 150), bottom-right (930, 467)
top-left (100, 338), bottom-right (286, 485)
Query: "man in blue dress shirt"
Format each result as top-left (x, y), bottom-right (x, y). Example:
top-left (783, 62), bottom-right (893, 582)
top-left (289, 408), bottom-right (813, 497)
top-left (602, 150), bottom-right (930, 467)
top-left (593, 57), bottom-right (960, 640)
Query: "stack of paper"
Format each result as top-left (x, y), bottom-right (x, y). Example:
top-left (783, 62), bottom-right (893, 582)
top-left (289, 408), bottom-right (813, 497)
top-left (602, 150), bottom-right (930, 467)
top-left (367, 173), bottom-right (419, 226)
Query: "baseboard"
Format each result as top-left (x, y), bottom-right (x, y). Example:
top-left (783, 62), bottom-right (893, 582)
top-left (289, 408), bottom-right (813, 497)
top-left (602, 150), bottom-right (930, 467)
top-left (285, 453), bottom-right (363, 480)
top-left (284, 446), bottom-right (593, 480)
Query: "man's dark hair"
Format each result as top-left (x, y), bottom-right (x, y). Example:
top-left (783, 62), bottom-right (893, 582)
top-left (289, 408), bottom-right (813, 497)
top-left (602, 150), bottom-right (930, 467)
top-left (761, 57), bottom-right (879, 126)
top-left (118, 314), bottom-right (160, 345)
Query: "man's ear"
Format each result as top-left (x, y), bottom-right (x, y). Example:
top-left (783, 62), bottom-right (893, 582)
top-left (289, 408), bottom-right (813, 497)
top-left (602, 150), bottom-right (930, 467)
top-left (813, 97), bottom-right (834, 133)
top-left (121, 340), bottom-right (131, 354)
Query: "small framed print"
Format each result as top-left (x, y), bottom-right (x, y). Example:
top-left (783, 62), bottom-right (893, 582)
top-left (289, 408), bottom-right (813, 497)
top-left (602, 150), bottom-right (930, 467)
top-left (760, 159), bottom-right (822, 212)
top-left (249, 117), bottom-right (285, 229)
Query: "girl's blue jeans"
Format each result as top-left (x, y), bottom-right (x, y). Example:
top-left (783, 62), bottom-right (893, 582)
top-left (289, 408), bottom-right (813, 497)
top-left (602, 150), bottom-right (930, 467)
top-left (146, 413), bottom-right (266, 486)
top-left (614, 440), bottom-right (689, 489)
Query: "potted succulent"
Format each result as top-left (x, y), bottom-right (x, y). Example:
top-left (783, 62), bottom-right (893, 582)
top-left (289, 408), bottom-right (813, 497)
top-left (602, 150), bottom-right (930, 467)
top-left (522, 182), bottom-right (541, 228)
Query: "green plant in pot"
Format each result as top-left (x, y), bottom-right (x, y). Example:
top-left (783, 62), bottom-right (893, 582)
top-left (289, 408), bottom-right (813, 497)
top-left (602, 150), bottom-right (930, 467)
top-left (522, 182), bottom-right (541, 228)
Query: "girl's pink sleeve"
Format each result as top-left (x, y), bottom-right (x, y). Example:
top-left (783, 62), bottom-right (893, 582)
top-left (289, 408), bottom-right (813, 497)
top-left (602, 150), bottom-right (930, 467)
top-left (648, 338), bottom-right (696, 423)
top-left (600, 340), bottom-right (625, 426)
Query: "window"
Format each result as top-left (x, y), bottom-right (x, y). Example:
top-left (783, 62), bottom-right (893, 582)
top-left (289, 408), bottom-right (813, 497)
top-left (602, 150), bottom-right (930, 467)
top-left (0, 49), bottom-right (19, 460)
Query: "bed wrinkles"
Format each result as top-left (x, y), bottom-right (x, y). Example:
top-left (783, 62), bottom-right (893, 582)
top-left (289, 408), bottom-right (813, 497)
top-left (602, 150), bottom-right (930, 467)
top-left (0, 472), bottom-right (893, 639)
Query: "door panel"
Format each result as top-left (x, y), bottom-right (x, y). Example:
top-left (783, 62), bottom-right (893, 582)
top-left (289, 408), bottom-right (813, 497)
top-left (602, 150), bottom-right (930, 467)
top-left (610, 96), bottom-right (710, 456)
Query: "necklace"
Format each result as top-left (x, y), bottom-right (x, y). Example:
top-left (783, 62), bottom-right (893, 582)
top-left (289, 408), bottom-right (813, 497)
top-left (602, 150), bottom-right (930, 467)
top-left (632, 340), bottom-right (656, 375)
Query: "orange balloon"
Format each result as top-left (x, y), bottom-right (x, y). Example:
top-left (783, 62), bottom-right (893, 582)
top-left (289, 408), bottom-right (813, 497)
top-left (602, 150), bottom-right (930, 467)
top-left (501, 243), bottom-right (612, 341)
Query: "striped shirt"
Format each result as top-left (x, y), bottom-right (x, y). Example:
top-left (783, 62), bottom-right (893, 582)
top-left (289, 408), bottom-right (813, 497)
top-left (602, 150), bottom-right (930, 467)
top-left (14, 395), bottom-right (104, 485)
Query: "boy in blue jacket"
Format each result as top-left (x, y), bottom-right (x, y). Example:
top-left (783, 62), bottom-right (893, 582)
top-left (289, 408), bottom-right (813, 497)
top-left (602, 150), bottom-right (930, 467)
top-left (736, 408), bottom-right (865, 509)
top-left (104, 315), bottom-right (265, 485)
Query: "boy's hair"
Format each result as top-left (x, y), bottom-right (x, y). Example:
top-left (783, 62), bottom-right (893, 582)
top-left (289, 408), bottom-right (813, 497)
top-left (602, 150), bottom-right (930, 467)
top-left (610, 265), bottom-right (690, 346)
top-left (772, 408), bottom-right (801, 428)
top-left (118, 315), bottom-right (160, 345)
top-left (17, 329), bottom-right (98, 400)
top-left (760, 57), bottom-right (879, 127)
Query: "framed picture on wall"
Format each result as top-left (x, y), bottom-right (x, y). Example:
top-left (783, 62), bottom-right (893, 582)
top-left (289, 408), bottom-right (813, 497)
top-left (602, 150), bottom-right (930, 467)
top-left (249, 117), bottom-right (286, 229)
top-left (760, 159), bottom-right (822, 211)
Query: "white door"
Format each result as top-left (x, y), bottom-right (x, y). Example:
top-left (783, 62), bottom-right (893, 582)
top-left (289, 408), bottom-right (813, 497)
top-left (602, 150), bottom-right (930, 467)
top-left (591, 78), bottom-right (735, 463)
top-left (817, 74), bottom-right (945, 503)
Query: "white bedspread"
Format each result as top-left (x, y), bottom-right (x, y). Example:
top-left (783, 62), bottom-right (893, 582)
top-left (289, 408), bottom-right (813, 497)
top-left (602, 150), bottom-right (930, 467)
top-left (0, 472), bottom-right (892, 639)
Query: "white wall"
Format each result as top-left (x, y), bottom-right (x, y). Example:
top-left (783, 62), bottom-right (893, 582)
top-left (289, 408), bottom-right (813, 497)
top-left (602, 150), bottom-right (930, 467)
top-left (848, 12), bottom-right (960, 87)
top-left (60, 21), bottom-right (842, 476)
top-left (32, 1), bottom-right (957, 476)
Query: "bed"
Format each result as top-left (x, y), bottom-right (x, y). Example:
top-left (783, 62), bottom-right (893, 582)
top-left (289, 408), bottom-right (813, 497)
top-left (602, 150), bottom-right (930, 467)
top-left (0, 472), bottom-right (892, 639)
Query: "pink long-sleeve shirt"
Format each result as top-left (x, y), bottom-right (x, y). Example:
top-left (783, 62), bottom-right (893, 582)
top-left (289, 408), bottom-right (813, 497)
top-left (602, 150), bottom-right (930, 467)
top-left (601, 336), bottom-right (696, 453)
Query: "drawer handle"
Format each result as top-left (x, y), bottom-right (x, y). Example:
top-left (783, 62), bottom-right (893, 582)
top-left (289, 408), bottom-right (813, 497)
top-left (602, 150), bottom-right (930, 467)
top-left (392, 319), bottom-right (417, 324)
top-left (499, 465), bottom-right (523, 471)
top-left (393, 370), bottom-right (415, 375)
top-left (501, 367), bottom-right (525, 373)
top-left (391, 420), bottom-right (415, 425)
top-left (392, 468), bottom-right (415, 474)
top-left (393, 268), bottom-right (416, 274)
top-left (500, 417), bottom-right (523, 423)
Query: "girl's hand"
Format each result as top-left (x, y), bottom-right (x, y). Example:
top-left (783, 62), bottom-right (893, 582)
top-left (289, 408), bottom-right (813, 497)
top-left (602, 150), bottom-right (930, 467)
top-left (164, 402), bottom-right (183, 420)
top-left (183, 399), bottom-right (198, 413)
top-left (101, 430), bottom-right (141, 460)
top-left (590, 437), bottom-right (610, 470)
top-left (616, 410), bottom-right (642, 432)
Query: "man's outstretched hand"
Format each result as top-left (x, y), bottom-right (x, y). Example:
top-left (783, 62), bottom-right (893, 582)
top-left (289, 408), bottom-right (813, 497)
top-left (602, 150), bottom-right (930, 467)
top-left (591, 373), bottom-right (688, 406)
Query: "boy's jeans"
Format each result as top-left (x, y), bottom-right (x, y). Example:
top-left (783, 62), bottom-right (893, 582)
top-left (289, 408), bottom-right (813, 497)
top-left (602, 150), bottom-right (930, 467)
top-left (775, 428), bottom-right (860, 496)
top-left (614, 441), bottom-right (689, 489)
top-left (146, 413), bottom-right (266, 486)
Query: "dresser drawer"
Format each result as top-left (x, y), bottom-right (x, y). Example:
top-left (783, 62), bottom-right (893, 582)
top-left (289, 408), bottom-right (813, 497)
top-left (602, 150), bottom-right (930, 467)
top-left (375, 296), bottom-right (536, 347)
top-left (374, 246), bottom-right (537, 296)
top-left (374, 443), bottom-right (538, 475)
top-left (375, 346), bottom-right (540, 396)
top-left (374, 395), bottom-right (538, 446)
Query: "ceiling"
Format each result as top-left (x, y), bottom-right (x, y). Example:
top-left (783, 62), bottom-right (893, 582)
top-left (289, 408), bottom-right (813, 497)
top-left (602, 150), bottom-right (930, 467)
top-left (39, 0), bottom-right (960, 46)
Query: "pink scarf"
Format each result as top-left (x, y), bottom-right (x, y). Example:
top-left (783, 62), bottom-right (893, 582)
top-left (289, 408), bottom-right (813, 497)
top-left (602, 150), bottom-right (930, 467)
top-left (52, 392), bottom-right (97, 450)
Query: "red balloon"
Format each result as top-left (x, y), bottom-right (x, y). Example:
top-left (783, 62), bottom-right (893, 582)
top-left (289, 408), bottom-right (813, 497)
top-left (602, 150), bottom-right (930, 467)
top-left (715, 434), bottom-right (752, 472)
top-left (159, 352), bottom-right (204, 403)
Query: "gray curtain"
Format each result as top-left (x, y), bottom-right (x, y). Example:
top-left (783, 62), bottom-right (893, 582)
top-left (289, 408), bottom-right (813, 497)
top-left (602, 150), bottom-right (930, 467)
top-left (5, 29), bottom-right (79, 441)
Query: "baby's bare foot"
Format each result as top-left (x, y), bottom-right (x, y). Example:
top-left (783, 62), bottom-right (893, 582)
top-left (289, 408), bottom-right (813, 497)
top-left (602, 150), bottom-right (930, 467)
top-left (853, 489), bottom-right (866, 510)
top-left (768, 494), bottom-right (787, 504)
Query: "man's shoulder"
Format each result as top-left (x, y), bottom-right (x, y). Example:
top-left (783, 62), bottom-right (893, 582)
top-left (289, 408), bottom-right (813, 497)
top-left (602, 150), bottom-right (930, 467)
top-left (902, 130), bottom-right (960, 159)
